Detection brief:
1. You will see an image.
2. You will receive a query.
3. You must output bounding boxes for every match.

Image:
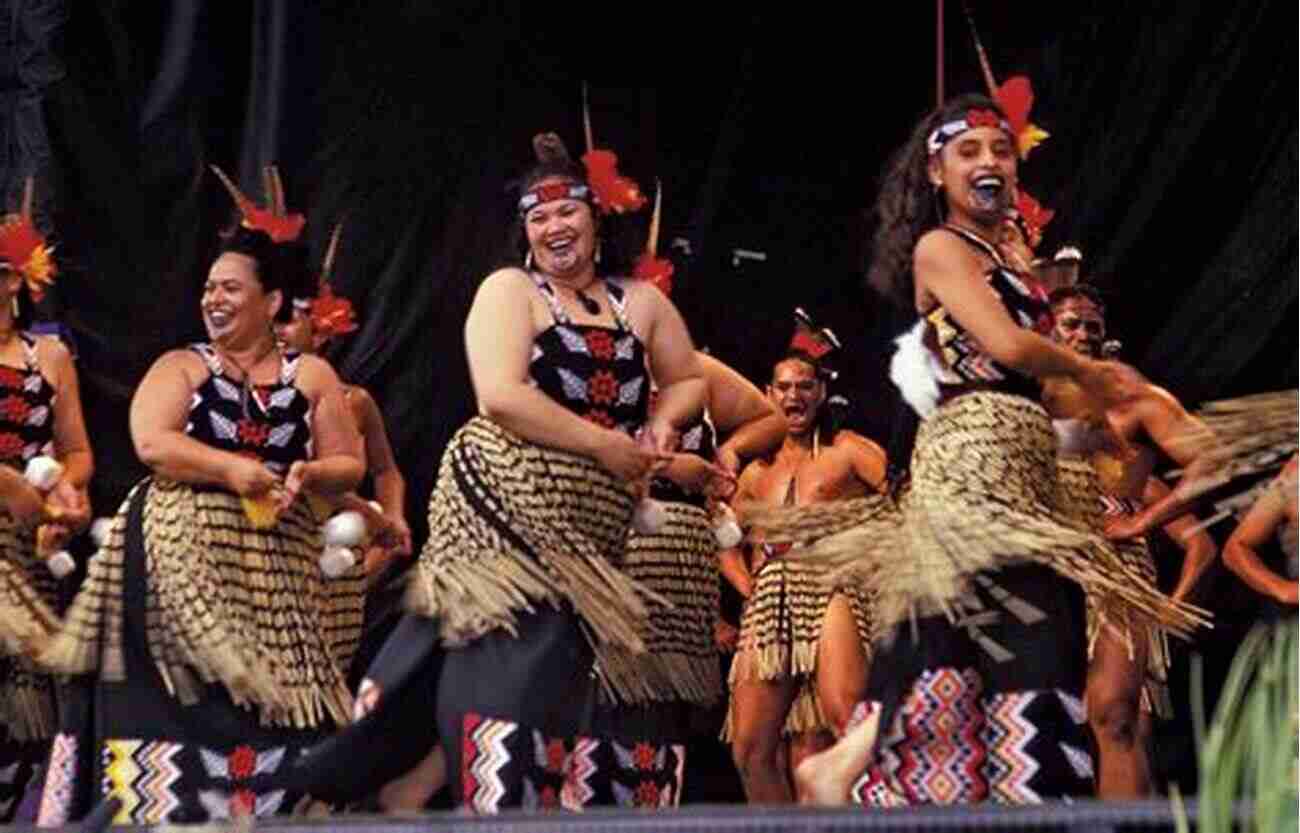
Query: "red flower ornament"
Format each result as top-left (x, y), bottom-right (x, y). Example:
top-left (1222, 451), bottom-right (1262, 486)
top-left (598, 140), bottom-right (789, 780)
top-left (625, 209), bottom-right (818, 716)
top-left (633, 780), bottom-right (661, 807)
top-left (587, 370), bottom-right (618, 405)
top-left (0, 395), bottom-right (30, 423)
top-left (584, 330), bottom-right (615, 360)
top-left (966, 108), bottom-right (1001, 129)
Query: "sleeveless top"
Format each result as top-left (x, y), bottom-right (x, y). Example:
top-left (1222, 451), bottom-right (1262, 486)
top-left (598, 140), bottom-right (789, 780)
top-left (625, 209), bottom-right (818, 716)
top-left (526, 271), bottom-right (651, 436)
top-left (0, 333), bottom-right (57, 468)
top-left (924, 225), bottom-right (1054, 402)
top-left (184, 343), bottom-right (313, 475)
top-left (649, 412), bottom-right (718, 507)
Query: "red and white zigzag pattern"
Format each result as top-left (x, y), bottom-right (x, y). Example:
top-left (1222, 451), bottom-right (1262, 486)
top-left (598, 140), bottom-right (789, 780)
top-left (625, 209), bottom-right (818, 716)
top-left (982, 692), bottom-right (1042, 804)
top-left (464, 715), bottom-right (517, 814)
top-left (560, 737), bottom-right (598, 811)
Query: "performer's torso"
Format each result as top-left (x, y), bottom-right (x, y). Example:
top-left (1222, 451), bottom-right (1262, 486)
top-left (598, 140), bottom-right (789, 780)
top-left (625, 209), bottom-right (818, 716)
top-left (0, 333), bottom-right (56, 468)
top-left (524, 272), bottom-right (650, 436)
top-left (184, 343), bottom-right (313, 477)
top-left (1043, 378), bottom-right (1156, 500)
top-left (747, 430), bottom-right (874, 572)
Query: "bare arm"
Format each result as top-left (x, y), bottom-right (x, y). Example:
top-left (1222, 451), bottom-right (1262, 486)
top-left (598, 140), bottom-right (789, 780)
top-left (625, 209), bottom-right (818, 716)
top-left (637, 283), bottom-right (705, 443)
top-left (843, 432), bottom-right (888, 492)
top-left (700, 352), bottom-right (786, 472)
top-left (1222, 477), bottom-right (1296, 605)
top-left (1125, 390), bottom-right (1219, 534)
top-left (718, 465), bottom-right (760, 598)
top-left (291, 356), bottom-right (365, 497)
top-left (44, 338), bottom-right (93, 488)
top-left (130, 351), bottom-right (257, 490)
top-left (352, 387), bottom-right (405, 518)
top-left (1146, 477), bottom-right (1216, 603)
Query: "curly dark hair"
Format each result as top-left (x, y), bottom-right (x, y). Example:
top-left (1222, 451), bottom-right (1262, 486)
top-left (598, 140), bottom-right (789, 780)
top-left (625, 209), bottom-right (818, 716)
top-left (867, 93), bottom-right (1009, 308)
top-left (217, 225), bottom-right (312, 323)
top-left (1048, 283), bottom-right (1106, 315)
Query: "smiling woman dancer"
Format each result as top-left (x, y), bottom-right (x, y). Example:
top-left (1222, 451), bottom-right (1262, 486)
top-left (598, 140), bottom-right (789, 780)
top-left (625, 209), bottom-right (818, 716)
top-left (35, 167), bottom-right (365, 826)
top-left (396, 132), bottom-right (705, 812)
top-left (746, 94), bottom-right (1205, 806)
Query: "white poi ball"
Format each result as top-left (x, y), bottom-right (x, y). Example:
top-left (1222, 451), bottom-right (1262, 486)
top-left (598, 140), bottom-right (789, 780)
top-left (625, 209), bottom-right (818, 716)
top-left (323, 511), bottom-right (367, 547)
top-left (319, 546), bottom-right (358, 578)
top-left (24, 456), bottom-right (64, 492)
top-left (632, 498), bottom-right (668, 535)
top-left (89, 518), bottom-right (113, 548)
top-left (713, 508), bottom-right (743, 549)
top-left (46, 550), bottom-right (75, 579)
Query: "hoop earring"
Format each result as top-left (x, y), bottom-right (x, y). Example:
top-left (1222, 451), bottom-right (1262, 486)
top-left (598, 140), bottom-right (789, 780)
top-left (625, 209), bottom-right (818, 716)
top-left (813, 426), bottom-right (820, 460)
top-left (524, 250), bottom-right (533, 271)
top-left (594, 244), bottom-right (602, 265)
top-left (10, 297), bottom-right (17, 319)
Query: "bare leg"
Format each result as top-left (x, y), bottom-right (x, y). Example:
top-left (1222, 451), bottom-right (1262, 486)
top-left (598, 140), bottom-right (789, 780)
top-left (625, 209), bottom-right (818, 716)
top-left (730, 676), bottom-right (801, 804)
top-left (1088, 628), bottom-right (1152, 798)
top-left (794, 702), bottom-right (883, 806)
top-left (814, 593), bottom-right (870, 736)
top-left (377, 746), bottom-right (447, 813)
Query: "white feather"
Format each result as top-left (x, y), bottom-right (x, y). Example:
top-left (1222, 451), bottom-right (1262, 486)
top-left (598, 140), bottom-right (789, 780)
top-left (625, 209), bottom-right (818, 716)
top-left (889, 321), bottom-right (941, 418)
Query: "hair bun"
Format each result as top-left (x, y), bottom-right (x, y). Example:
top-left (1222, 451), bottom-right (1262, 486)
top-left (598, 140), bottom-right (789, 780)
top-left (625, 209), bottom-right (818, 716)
top-left (532, 132), bottom-right (571, 164)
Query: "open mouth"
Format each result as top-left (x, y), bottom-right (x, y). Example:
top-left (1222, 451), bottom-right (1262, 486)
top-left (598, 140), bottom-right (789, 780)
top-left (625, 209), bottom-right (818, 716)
top-left (970, 174), bottom-right (1006, 210)
top-left (544, 235), bottom-right (577, 260)
top-left (783, 402), bottom-right (810, 423)
top-left (205, 309), bottom-right (233, 329)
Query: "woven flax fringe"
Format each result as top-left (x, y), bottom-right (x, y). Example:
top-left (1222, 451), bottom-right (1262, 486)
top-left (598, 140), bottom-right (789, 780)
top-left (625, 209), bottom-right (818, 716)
top-left (40, 478), bottom-right (357, 729)
top-left (600, 501), bottom-right (721, 706)
top-left (406, 418), bottom-right (656, 702)
top-left (1057, 457), bottom-right (1172, 718)
top-left (0, 509), bottom-right (60, 740)
top-left (722, 558), bottom-right (874, 739)
top-left (746, 392), bottom-right (1209, 648)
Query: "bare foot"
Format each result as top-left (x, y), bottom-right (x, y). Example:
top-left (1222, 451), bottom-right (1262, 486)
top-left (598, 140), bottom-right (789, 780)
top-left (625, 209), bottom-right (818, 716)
top-left (793, 702), bottom-right (881, 806)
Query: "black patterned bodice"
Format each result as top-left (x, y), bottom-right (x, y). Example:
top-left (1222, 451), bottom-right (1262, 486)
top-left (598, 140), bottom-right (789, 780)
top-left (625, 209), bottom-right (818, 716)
top-left (0, 334), bottom-right (56, 468)
top-left (184, 343), bottom-right (313, 475)
top-left (924, 225), bottom-right (1054, 401)
top-left (526, 272), bottom-right (651, 436)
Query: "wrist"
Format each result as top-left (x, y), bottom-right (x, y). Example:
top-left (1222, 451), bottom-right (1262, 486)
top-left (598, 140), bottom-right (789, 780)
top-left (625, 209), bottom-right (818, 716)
top-left (579, 423), bottom-right (612, 457)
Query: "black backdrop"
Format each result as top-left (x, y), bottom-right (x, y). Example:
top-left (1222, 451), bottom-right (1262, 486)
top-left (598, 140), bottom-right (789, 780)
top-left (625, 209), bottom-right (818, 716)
top-left (1, 0), bottom-right (1294, 794)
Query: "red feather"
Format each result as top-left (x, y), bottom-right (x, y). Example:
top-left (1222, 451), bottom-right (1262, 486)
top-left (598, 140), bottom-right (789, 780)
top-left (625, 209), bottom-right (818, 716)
top-left (243, 205), bottom-right (306, 243)
top-left (633, 253), bottom-right (674, 296)
top-left (581, 150), bottom-right (646, 215)
top-left (1015, 189), bottom-right (1055, 249)
top-left (995, 76), bottom-right (1035, 138)
top-left (790, 327), bottom-right (832, 359)
top-left (310, 284), bottom-right (358, 340)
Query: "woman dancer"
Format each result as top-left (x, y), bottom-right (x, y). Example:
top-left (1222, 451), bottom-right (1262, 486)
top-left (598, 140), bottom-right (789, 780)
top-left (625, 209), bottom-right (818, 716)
top-left (748, 94), bottom-right (1203, 806)
top-left (0, 180), bottom-right (92, 821)
top-left (36, 167), bottom-right (365, 825)
top-left (401, 132), bottom-right (704, 812)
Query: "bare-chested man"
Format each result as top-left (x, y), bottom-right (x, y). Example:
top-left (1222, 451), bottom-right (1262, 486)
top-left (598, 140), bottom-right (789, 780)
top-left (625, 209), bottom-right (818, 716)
top-left (1041, 282), bottom-right (1217, 799)
top-left (722, 324), bottom-right (886, 804)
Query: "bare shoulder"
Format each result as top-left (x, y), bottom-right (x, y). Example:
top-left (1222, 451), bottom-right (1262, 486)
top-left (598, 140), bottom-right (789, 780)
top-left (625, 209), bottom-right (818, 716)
top-left (294, 353), bottom-right (343, 393)
top-left (31, 334), bottom-right (73, 381)
top-left (834, 429), bottom-right (885, 458)
top-left (477, 267), bottom-right (533, 299)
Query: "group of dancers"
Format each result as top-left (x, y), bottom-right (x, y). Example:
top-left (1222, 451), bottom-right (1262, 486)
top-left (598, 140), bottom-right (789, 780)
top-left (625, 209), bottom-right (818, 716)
top-left (0, 84), bottom-right (1294, 825)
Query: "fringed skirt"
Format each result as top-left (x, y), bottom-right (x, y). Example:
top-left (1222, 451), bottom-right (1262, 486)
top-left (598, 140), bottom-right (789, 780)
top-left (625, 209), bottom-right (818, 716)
top-left (723, 558), bottom-right (873, 738)
top-left (748, 391), bottom-right (1207, 805)
top-left (1057, 459), bottom-right (1171, 717)
top-left (34, 478), bottom-right (364, 826)
top-left (0, 512), bottom-right (60, 822)
top-left (412, 418), bottom-right (682, 812)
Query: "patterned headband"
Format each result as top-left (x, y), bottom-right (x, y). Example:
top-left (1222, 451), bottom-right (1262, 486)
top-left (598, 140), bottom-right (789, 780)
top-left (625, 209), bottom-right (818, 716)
top-left (926, 108), bottom-right (1014, 156)
top-left (517, 181), bottom-right (593, 217)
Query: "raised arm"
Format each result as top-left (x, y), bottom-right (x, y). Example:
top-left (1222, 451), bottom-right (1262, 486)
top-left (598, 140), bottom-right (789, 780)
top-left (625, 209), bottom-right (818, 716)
top-left (1222, 470), bottom-right (1296, 605)
top-left (701, 352), bottom-right (786, 474)
top-left (467, 269), bottom-right (659, 482)
top-left (843, 432), bottom-right (888, 493)
top-left (130, 351), bottom-right (275, 496)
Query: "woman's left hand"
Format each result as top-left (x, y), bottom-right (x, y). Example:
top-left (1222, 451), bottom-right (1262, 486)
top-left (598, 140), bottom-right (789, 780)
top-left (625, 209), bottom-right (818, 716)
top-left (642, 419), bottom-right (680, 460)
top-left (47, 480), bottom-right (91, 532)
top-left (379, 513), bottom-right (413, 558)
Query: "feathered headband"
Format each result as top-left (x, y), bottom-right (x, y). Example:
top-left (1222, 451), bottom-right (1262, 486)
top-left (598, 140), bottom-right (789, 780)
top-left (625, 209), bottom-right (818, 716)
top-left (517, 84), bottom-right (647, 218)
top-left (963, 2), bottom-right (1055, 250)
top-left (292, 223), bottom-right (358, 341)
top-left (0, 178), bottom-right (56, 303)
top-left (210, 164), bottom-right (306, 243)
top-left (788, 308), bottom-right (841, 381)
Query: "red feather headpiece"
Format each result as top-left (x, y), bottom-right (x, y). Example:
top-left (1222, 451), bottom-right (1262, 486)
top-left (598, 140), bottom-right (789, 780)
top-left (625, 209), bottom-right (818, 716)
top-left (788, 308), bottom-right (841, 380)
top-left (580, 84), bottom-right (647, 215)
top-left (210, 164), bottom-right (306, 243)
top-left (0, 178), bottom-right (56, 303)
top-left (633, 179), bottom-right (674, 295)
top-left (302, 223), bottom-right (358, 341)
